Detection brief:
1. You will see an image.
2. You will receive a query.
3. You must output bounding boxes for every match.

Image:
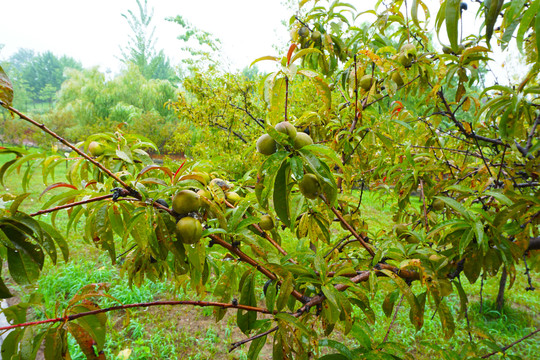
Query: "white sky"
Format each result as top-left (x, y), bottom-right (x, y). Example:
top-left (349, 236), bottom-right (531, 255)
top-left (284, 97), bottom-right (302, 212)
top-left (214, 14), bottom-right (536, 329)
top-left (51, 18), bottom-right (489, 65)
top-left (0, 0), bottom-right (291, 74)
top-left (0, 0), bottom-right (522, 83)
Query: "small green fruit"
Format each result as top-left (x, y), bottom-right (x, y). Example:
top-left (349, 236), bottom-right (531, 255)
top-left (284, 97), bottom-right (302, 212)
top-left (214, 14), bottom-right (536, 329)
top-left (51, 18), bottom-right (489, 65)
top-left (400, 43), bottom-right (417, 58)
top-left (398, 53), bottom-right (412, 67)
top-left (392, 72), bottom-right (404, 87)
top-left (176, 217), bottom-right (203, 244)
top-left (256, 134), bottom-right (277, 155)
top-left (259, 215), bottom-right (274, 231)
top-left (432, 198), bottom-right (445, 211)
top-left (293, 132), bottom-right (313, 149)
top-left (359, 74), bottom-right (375, 91)
top-left (298, 26), bottom-right (309, 38)
top-left (172, 190), bottom-right (201, 215)
top-left (299, 174), bottom-right (321, 200)
top-left (197, 189), bottom-right (212, 200)
top-left (311, 30), bottom-right (322, 42)
top-left (226, 191), bottom-right (242, 205)
top-left (275, 121), bottom-right (297, 139)
top-left (88, 141), bottom-right (104, 156)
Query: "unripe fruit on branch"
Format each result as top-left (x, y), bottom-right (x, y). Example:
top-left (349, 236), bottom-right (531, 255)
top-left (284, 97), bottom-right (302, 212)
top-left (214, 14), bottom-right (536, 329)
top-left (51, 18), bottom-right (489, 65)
top-left (432, 198), bottom-right (445, 211)
top-left (275, 121), bottom-right (297, 139)
top-left (176, 217), bottom-right (203, 244)
top-left (225, 191), bottom-right (242, 205)
top-left (392, 72), bottom-right (404, 87)
top-left (88, 141), bottom-right (104, 156)
top-left (398, 53), bottom-right (412, 67)
top-left (400, 43), bottom-right (417, 58)
top-left (172, 190), bottom-right (201, 215)
top-left (298, 26), bottom-right (309, 38)
top-left (311, 30), bottom-right (322, 42)
top-left (259, 215), bottom-right (274, 231)
top-left (293, 132), bottom-right (313, 149)
top-left (299, 174), bottom-right (321, 200)
top-left (359, 74), bottom-right (375, 91)
top-left (256, 134), bottom-right (277, 155)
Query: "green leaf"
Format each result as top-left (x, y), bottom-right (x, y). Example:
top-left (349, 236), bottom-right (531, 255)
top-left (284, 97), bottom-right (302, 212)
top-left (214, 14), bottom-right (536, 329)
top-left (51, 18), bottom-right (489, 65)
top-left (445, 0), bottom-right (460, 52)
top-left (302, 144), bottom-right (343, 170)
top-left (247, 322), bottom-right (272, 359)
top-left (434, 196), bottom-right (471, 220)
top-left (318, 338), bottom-right (353, 358)
top-left (382, 289), bottom-right (400, 318)
top-left (438, 298), bottom-right (456, 339)
top-left (7, 246), bottom-right (41, 285)
top-left (69, 304), bottom-right (107, 351)
top-left (39, 221), bottom-right (69, 262)
top-left (273, 159), bottom-right (292, 229)
top-left (463, 251), bottom-right (482, 283)
top-left (290, 48), bottom-right (322, 65)
top-left (459, 228), bottom-right (475, 256)
top-left (275, 313), bottom-right (315, 338)
top-left (0, 65), bottom-right (14, 106)
top-left (237, 272), bottom-right (257, 334)
top-left (250, 55), bottom-right (280, 67)
top-left (276, 273), bottom-right (293, 312)
top-left (485, 0), bottom-right (505, 47)
top-left (452, 279), bottom-right (469, 319)
top-left (67, 322), bottom-right (105, 360)
top-left (379, 269), bottom-right (423, 330)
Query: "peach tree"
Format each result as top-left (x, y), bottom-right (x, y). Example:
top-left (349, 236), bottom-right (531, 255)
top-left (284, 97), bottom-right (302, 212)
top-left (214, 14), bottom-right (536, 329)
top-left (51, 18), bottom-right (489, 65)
top-left (0, 0), bottom-right (539, 359)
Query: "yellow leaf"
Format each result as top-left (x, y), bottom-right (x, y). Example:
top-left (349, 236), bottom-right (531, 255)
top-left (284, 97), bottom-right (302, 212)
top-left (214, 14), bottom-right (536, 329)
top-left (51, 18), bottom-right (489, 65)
top-left (462, 122), bottom-right (472, 134)
top-left (462, 97), bottom-right (471, 112)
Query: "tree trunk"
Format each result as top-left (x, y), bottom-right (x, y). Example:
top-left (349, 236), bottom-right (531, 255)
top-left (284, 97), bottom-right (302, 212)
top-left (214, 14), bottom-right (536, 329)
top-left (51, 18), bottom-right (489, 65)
top-left (496, 267), bottom-right (507, 312)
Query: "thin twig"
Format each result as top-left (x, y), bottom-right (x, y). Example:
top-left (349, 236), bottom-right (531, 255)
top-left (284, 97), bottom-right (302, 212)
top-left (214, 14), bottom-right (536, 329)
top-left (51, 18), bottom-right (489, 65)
top-left (30, 194), bottom-right (114, 217)
top-left (328, 204), bottom-right (375, 257)
top-left (0, 300), bottom-right (273, 332)
top-left (229, 326), bottom-right (279, 352)
top-left (0, 101), bottom-right (138, 196)
top-left (209, 234), bottom-right (306, 302)
top-left (481, 328), bottom-right (540, 358)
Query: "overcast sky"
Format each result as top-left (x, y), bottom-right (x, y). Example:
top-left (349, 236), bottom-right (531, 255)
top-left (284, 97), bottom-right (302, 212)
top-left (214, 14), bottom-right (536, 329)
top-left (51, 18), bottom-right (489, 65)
top-left (0, 0), bottom-right (521, 83)
top-left (0, 0), bottom-right (291, 73)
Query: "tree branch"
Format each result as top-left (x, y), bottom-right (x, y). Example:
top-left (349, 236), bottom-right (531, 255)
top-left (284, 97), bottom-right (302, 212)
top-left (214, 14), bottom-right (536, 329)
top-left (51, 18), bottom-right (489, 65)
top-left (0, 101), bottom-right (139, 197)
top-left (481, 328), bottom-right (540, 358)
top-left (0, 300), bottom-right (273, 332)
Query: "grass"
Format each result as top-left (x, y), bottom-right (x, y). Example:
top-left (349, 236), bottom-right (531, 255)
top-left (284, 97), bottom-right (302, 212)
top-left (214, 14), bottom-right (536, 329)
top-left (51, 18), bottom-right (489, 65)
top-left (1, 146), bottom-right (539, 359)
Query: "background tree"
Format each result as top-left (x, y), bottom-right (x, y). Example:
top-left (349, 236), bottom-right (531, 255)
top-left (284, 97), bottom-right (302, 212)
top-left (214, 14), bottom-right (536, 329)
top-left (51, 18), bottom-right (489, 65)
top-left (120, 0), bottom-right (177, 81)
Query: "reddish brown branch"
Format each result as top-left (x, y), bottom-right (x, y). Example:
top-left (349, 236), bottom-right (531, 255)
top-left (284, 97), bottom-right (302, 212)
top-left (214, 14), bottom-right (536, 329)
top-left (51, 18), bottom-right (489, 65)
top-left (0, 101), bottom-right (139, 197)
top-left (229, 325), bottom-right (279, 352)
top-left (30, 194), bottom-right (115, 217)
top-left (209, 234), bottom-right (306, 302)
top-left (481, 328), bottom-right (540, 358)
top-left (0, 300), bottom-right (272, 332)
top-left (329, 205), bottom-right (375, 257)
top-left (252, 223), bottom-right (296, 263)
